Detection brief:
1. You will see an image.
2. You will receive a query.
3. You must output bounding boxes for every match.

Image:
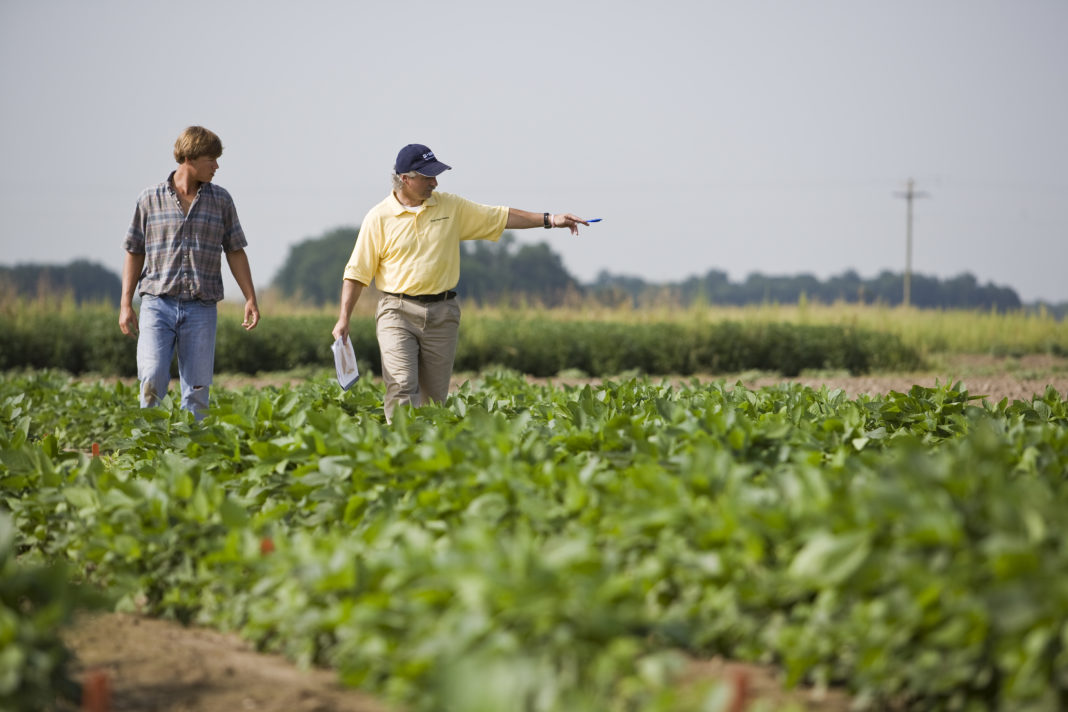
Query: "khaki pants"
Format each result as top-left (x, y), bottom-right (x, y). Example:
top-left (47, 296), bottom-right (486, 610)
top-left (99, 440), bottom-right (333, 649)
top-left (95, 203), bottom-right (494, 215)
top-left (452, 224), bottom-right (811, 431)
top-left (375, 294), bottom-right (461, 421)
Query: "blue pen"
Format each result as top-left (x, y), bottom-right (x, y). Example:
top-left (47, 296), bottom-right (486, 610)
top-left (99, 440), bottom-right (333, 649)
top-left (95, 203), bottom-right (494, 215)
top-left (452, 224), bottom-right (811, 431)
top-left (586, 218), bottom-right (602, 223)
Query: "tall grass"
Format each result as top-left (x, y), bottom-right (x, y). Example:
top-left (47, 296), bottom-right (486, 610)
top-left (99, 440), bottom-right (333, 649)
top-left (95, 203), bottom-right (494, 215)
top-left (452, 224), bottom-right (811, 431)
top-left (466, 300), bottom-right (1068, 358)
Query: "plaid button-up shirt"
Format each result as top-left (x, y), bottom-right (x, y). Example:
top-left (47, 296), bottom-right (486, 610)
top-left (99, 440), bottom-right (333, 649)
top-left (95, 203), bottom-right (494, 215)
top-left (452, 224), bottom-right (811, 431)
top-left (124, 172), bottom-right (248, 302)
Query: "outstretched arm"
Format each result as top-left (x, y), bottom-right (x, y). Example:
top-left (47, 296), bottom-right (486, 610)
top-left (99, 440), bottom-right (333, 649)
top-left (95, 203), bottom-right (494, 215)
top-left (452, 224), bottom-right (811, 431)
top-left (506, 209), bottom-right (588, 235)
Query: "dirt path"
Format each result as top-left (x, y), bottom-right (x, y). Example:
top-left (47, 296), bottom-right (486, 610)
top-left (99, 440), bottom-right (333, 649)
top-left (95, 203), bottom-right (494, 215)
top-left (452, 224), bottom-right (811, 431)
top-left (56, 357), bottom-right (1067, 711)
top-left (60, 612), bottom-right (850, 712)
top-left (61, 613), bottom-right (386, 712)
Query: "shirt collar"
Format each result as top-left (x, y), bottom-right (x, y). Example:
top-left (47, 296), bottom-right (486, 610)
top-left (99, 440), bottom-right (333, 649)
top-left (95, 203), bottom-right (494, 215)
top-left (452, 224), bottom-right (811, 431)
top-left (389, 190), bottom-right (437, 216)
top-left (166, 170), bottom-right (209, 197)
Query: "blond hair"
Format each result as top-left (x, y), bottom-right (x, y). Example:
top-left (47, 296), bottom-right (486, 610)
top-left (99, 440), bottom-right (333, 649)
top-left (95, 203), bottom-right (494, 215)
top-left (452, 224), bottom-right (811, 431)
top-left (173, 126), bottom-right (223, 164)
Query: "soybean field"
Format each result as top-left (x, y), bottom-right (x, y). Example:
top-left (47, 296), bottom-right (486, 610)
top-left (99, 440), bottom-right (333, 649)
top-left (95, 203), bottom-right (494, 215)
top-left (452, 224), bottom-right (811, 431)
top-left (3, 367), bottom-right (1068, 711)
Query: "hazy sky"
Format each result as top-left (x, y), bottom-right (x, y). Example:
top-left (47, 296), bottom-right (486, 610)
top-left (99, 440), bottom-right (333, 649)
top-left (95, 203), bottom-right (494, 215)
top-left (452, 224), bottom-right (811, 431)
top-left (2, 0), bottom-right (1066, 303)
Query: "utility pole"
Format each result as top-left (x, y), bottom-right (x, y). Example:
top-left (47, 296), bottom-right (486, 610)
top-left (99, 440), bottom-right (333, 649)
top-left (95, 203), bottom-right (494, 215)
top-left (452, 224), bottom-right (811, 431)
top-left (894, 178), bottom-right (929, 308)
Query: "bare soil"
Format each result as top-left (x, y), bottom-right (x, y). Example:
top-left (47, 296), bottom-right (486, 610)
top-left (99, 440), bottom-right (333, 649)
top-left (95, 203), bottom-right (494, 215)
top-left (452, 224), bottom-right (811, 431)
top-left (525, 354), bottom-right (1068, 404)
top-left (58, 356), bottom-right (1067, 711)
top-left (731, 354), bottom-right (1068, 403)
top-left (60, 613), bottom-right (386, 712)
top-left (60, 613), bottom-right (850, 712)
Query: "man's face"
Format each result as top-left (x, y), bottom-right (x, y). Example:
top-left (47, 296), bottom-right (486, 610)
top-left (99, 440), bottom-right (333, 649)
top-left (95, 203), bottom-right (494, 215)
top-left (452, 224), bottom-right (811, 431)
top-left (402, 172), bottom-right (437, 203)
top-left (187, 155), bottom-right (219, 183)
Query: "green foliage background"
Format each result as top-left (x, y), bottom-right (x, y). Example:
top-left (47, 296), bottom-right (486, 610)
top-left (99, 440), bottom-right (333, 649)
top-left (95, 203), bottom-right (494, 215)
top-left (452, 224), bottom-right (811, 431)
top-left (458, 234), bottom-right (580, 306)
top-left (5, 229), bottom-right (1048, 313)
top-left (596, 267), bottom-right (1026, 311)
top-left (271, 228), bottom-right (581, 308)
top-left (0, 260), bottom-right (120, 305)
top-left (0, 514), bottom-right (81, 710)
top-left (0, 306), bottom-right (921, 378)
top-left (271, 226), bottom-right (359, 305)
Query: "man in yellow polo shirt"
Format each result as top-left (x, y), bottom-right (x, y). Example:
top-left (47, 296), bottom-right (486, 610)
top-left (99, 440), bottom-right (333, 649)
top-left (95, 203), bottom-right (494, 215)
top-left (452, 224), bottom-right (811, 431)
top-left (332, 143), bottom-right (588, 420)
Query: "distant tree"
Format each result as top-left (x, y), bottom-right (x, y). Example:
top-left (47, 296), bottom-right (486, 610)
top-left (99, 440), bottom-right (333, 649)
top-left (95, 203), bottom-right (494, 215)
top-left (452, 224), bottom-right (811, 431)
top-left (906, 273), bottom-right (938, 307)
top-left (509, 243), bottom-right (577, 300)
top-left (677, 269), bottom-right (730, 305)
top-left (1029, 301), bottom-right (1068, 320)
top-left (458, 234), bottom-right (515, 303)
top-left (822, 269), bottom-right (864, 303)
top-left (987, 284), bottom-right (1023, 311)
top-left (458, 233), bottom-right (580, 306)
top-left (591, 271), bottom-right (645, 307)
top-left (940, 273), bottom-right (1021, 311)
top-left (0, 260), bottom-right (121, 304)
top-left (272, 227), bottom-right (359, 305)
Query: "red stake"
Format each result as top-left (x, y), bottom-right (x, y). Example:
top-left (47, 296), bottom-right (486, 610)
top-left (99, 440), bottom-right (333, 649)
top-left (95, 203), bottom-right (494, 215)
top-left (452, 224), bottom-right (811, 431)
top-left (82, 668), bottom-right (111, 712)
top-left (727, 666), bottom-right (750, 712)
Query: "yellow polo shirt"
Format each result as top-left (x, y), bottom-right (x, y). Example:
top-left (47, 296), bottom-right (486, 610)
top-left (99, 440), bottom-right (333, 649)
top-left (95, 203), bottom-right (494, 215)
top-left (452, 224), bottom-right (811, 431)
top-left (343, 191), bottom-right (509, 295)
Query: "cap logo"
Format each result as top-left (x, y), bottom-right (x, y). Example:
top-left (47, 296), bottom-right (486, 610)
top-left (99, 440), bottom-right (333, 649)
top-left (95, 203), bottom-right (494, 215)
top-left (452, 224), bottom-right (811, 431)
top-left (422, 151), bottom-right (434, 160)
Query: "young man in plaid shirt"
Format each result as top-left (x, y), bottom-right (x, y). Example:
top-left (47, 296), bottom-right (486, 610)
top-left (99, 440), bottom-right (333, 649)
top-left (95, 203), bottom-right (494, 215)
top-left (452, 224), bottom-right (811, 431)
top-left (119, 126), bottom-right (259, 420)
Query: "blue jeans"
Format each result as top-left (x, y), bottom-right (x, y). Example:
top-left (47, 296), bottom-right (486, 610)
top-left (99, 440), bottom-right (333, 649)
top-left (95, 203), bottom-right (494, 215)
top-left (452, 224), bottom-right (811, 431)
top-left (136, 295), bottom-right (218, 420)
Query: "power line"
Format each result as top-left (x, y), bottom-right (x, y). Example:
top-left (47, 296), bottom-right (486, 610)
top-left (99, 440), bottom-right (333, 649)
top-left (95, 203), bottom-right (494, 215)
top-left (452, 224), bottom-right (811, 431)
top-left (894, 178), bottom-right (930, 308)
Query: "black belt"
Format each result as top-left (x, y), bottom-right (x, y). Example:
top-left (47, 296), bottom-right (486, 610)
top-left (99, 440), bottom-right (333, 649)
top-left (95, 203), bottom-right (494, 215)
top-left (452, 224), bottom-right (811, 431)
top-left (382, 290), bottom-right (456, 303)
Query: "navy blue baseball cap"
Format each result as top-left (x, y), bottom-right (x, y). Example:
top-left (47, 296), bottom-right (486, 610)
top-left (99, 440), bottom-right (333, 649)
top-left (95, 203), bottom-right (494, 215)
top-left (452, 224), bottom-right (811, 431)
top-left (394, 144), bottom-right (452, 176)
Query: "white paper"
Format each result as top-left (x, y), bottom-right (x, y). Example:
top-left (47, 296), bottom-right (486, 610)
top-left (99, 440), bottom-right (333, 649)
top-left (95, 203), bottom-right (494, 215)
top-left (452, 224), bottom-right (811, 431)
top-left (331, 336), bottom-right (360, 391)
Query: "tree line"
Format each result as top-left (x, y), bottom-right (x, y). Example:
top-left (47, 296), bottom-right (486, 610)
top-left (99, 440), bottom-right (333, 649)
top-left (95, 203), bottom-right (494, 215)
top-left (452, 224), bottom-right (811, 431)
top-left (592, 267), bottom-right (1026, 312)
top-left (2, 227), bottom-right (1059, 315)
top-left (271, 227), bottom-right (1033, 312)
top-left (271, 228), bottom-right (580, 307)
top-left (0, 260), bottom-right (120, 304)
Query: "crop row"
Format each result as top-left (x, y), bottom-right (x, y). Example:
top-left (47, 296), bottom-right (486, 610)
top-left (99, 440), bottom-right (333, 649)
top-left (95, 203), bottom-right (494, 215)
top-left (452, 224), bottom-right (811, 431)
top-left (0, 307), bottom-right (921, 378)
top-left (3, 370), bottom-right (1068, 710)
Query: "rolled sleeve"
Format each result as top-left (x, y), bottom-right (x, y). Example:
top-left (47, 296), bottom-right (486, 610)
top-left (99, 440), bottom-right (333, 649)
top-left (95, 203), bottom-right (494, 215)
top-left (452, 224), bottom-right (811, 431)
top-left (343, 213), bottom-right (378, 285)
top-left (124, 200), bottom-right (147, 254)
top-left (219, 188), bottom-right (248, 253)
